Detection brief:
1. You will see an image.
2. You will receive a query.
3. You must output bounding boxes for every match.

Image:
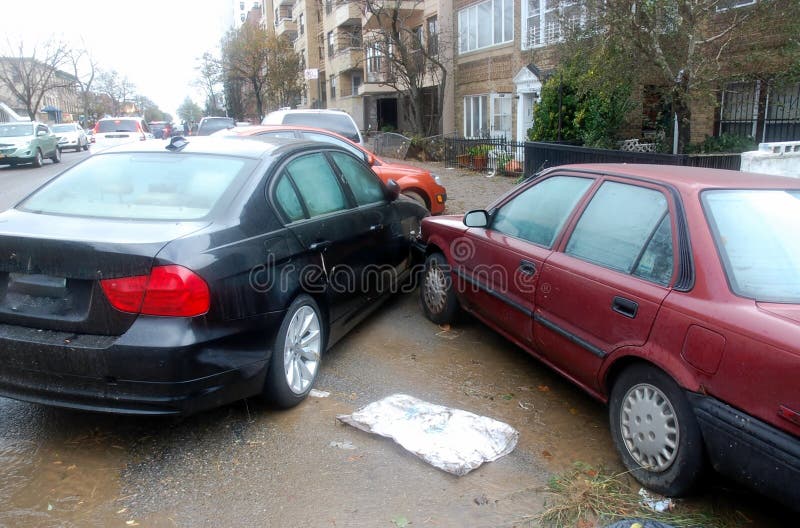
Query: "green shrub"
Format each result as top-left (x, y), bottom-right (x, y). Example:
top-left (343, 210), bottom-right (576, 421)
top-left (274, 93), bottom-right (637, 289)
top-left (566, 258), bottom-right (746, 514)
top-left (687, 133), bottom-right (758, 154)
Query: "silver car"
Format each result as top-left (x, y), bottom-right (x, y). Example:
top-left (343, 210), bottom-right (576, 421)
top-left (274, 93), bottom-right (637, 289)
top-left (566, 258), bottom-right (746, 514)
top-left (52, 122), bottom-right (89, 152)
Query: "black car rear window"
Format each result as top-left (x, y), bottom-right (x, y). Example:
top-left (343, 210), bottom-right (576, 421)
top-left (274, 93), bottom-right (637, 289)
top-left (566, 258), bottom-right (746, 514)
top-left (282, 114), bottom-right (359, 142)
top-left (20, 152), bottom-right (256, 221)
top-left (97, 120), bottom-right (139, 133)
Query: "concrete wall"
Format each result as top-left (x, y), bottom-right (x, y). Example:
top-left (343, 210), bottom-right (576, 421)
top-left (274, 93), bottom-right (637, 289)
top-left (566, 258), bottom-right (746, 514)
top-left (741, 142), bottom-right (800, 177)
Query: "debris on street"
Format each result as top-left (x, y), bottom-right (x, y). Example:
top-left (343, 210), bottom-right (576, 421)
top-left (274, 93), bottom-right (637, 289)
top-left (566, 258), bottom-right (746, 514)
top-left (309, 389), bottom-right (330, 398)
top-left (337, 393), bottom-right (518, 476)
top-left (638, 488), bottom-right (675, 513)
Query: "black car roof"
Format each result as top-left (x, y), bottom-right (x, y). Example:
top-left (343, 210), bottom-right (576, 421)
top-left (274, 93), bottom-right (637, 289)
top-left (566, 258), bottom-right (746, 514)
top-left (95, 136), bottom-right (347, 160)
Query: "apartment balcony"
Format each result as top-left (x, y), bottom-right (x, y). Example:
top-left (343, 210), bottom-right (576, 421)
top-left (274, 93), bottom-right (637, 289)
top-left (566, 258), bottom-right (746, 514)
top-left (359, 79), bottom-right (396, 96)
top-left (329, 46), bottom-right (363, 75)
top-left (331, 0), bottom-right (361, 28)
top-left (277, 0), bottom-right (293, 5)
top-left (363, 1), bottom-right (420, 30)
top-left (276, 17), bottom-right (298, 40)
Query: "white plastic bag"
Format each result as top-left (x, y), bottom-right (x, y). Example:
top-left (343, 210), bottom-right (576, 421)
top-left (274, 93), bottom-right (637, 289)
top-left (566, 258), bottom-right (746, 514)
top-left (337, 394), bottom-right (519, 476)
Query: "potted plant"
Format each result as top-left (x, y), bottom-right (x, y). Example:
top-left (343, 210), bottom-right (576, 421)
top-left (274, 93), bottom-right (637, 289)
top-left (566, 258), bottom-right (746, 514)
top-left (468, 144), bottom-right (492, 170)
top-left (456, 151), bottom-right (472, 168)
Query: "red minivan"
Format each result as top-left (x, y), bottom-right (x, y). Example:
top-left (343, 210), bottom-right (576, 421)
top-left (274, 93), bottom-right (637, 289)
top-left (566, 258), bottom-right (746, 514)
top-left (418, 163), bottom-right (800, 508)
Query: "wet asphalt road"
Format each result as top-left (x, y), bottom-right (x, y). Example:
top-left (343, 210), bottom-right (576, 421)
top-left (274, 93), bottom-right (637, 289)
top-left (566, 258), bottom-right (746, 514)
top-left (0, 155), bottom-right (795, 527)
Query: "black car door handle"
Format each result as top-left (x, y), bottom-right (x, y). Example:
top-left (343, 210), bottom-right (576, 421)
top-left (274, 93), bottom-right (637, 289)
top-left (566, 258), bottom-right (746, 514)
top-left (612, 296), bottom-right (638, 318)
top-left (309, 240), bottom-right (332, 252)
top-left (369, 223), bottom-right (384, 232)
top-left (518, 259), bottom-right (536, 276)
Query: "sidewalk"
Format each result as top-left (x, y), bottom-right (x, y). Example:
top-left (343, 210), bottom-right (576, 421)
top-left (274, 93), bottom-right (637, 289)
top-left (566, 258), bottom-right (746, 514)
top-left (384, 158), bottom-right (519, 214)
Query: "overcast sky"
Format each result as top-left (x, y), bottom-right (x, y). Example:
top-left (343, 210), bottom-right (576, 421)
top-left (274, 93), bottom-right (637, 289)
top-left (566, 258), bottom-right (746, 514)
top-left (3, 0), bottom-right (232, 119)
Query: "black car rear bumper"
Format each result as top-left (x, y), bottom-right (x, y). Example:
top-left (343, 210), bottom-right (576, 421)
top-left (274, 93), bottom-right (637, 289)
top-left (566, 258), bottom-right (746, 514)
top-left (689, 393), bottom-right (800, 508)
top-left (0, 312), bottom-right (284, 415)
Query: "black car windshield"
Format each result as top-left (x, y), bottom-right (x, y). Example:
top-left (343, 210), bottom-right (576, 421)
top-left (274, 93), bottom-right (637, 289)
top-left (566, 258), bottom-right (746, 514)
top-left (282, 113), bottom-right (359, 142)
top-left (703, 189), bottom-right (800, 303)
top-left (97, 120), bottom-right (139, 133)
top-left (20, 152), bottom-right (256, 221)
top-left (0, 123), bottom-right (34, 137)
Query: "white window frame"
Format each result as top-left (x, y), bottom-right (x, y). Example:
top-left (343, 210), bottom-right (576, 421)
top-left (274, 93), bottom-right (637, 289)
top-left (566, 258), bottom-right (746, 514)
top-left (523, 0), bottom-right (584, 50)
top-left (716, 0), bottom-right (757, 12)
top-left (463, 93), bottom-right (512, 138)
top-left (457, 0), bottom-right (514, 54)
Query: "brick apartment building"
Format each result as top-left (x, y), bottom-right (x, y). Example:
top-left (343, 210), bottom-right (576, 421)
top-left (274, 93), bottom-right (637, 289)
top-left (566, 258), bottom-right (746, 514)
top-left (253, 1), bottom-right (796, 146)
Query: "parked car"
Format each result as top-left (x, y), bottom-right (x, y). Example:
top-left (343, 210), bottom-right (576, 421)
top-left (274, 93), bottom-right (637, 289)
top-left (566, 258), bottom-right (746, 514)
top-left (0, 136), bottom-right (426, 415)
top-left (148, 121), bottom-right (169, 139)
top-left (195, 116), bottom-right (235, 136)
top-left (0, 121), bottom-right (61, 167)
top-left (220, 125), bottom-right (447, 215)
top-left (262, 109), bottom-right (364, 144)
top-left (52, 122), bottom-right (89, 152)
top-left (93, 117), bottom-right (153, 149)
top-left (417, 163), bottom-right (800, 508)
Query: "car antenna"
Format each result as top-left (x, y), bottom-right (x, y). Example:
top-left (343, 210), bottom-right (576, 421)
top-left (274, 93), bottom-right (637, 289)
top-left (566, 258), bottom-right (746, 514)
top-left (166, 136), bottom-right (189, 151)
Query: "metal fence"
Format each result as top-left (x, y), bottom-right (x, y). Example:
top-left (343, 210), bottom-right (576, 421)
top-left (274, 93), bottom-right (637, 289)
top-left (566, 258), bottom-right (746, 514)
top-left (444, 137), bottom-right (527, 176)
top-left (443, 138), bottom-right (742, 177)
top-left (371, 132), bottom-right (412, 159)
top-left (523, 142), bottom-right (741, 175)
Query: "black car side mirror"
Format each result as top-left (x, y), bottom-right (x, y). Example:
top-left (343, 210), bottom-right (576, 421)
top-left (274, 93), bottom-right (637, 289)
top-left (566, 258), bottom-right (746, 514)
top-left (463, 210), bottom-right (489, 228)
top-left (385, 179), bottom-right (400, 201)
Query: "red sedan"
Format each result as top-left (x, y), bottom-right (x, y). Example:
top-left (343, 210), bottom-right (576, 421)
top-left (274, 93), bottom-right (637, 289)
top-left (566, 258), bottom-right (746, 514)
top-left (418, 163), bottom-right (800, 506)
top-left (220, 125), bottom-right (447, 215)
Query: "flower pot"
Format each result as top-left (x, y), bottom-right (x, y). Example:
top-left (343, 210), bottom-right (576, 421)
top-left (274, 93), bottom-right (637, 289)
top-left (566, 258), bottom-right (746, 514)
top-left (456, 153), bottom-right (471, 168)
top-left (471, 155), bottom-right (487, 170)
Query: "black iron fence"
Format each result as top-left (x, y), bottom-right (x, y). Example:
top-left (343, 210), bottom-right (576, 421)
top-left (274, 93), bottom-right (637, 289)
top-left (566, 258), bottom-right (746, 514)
top-left (444, 137), bottom-right (527, 176)
top-left (524, 142), bottom-right (741, 175)
top-left (444, 138), bottom-right (742, 177)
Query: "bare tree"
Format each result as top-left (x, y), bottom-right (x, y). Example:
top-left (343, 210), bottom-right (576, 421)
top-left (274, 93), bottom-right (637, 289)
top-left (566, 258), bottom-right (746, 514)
top-left (66, 44), bottom-right (97, 126)
top-left (363, 1), bottom-right (452, 135)
top-left (572, 0), bottom-right (797, 150)
top-left (96, 69), bottom-right (136, 116)
top-left (194, 51), bottom-right (223, 116)
top-left (221, 24), bottom-right (270, 120)
top-left (264, 32), bottom-right (303, 110)
top-left (0, 38), bottom-right (70, 120)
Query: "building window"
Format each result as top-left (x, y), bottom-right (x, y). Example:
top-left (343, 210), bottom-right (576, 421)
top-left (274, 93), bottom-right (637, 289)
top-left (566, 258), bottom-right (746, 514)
top-left (366, 45), bottom-right (382, 74)
top-left (458, 0), bottom-right (513, 54)
top-left (352, 74), bottom-right (362, 96)
top-left (427, 16), bottom-right (438, 56)
top-left (523, 0), bottom-right (584, 49)
top-left (299, 13), bottom-right (305, 35)
top-left (240, 1), bottom-right (245, 10)
top-left (464, 93), bottom-right (512, 138)
top-left (720, 80), bottom-right (800, 143)
top-left (330, 75), bottom-right (336, 100)
top-left (327, 31), bottom-right (335, 58)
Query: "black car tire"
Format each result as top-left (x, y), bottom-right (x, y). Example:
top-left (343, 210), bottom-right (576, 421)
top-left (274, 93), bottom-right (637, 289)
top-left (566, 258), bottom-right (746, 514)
top-left (609, 364), bottom-right (705, 496)
top-left (263, 294), bottom-right (325, 409)
top-left (83, 141), bottom-right (89, 151)
top-left (51, 147), bottom-right (61, 164)
top-left (420, 252), bottom-right (460, 325)
top-left (32, 149), bottom-right (43, 168)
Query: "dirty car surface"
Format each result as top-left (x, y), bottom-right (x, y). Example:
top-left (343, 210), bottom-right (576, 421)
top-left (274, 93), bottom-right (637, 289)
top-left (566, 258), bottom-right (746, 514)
top-left (417, 163), bottom-right (800, 508)
top-left (0, 136), bottom-right (427, 415)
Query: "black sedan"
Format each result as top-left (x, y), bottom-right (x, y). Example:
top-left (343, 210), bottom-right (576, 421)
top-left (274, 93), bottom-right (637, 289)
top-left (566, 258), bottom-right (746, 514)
top-left (0, 136), bottom-right (427, 415)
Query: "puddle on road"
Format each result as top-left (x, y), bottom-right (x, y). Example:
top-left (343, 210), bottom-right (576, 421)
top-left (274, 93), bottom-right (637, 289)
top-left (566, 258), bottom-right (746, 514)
top-left (0, 407), bottom-right (131, 528)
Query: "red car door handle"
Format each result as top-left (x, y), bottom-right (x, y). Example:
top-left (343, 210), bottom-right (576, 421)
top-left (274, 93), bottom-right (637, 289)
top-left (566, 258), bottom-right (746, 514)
top-left (612, 296), bottom-right (638, 318)
top-left (518, 260), bottom-right (536, 276)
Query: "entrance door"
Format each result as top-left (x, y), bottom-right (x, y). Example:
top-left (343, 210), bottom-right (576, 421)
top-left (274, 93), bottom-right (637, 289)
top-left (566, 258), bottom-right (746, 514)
top-left (377, 98), bottom-right (398, 130)
top-left (517, 93), bottom-right (535, 141)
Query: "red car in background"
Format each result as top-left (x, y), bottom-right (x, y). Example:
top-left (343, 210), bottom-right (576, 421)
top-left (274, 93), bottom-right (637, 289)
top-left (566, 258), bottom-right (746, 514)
top-left (418, 163), bottom-right (800, 508)
top-left (220, 125), bottom-right (447, 215)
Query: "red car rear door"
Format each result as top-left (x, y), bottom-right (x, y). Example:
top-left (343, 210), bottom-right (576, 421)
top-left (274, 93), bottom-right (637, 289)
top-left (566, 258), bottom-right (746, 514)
top-left (534, 179), bottom-right (677, 391)
top-left (455, 175), bottom-right (595, 347)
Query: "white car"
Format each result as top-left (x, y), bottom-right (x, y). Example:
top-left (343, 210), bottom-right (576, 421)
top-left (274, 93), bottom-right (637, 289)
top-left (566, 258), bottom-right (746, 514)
top-left (52, 122), bottom-right (89, 152)
top-left (92, 117), bottom-right (153, 150)
top-left (261, 109), bottom-right (363, 144)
